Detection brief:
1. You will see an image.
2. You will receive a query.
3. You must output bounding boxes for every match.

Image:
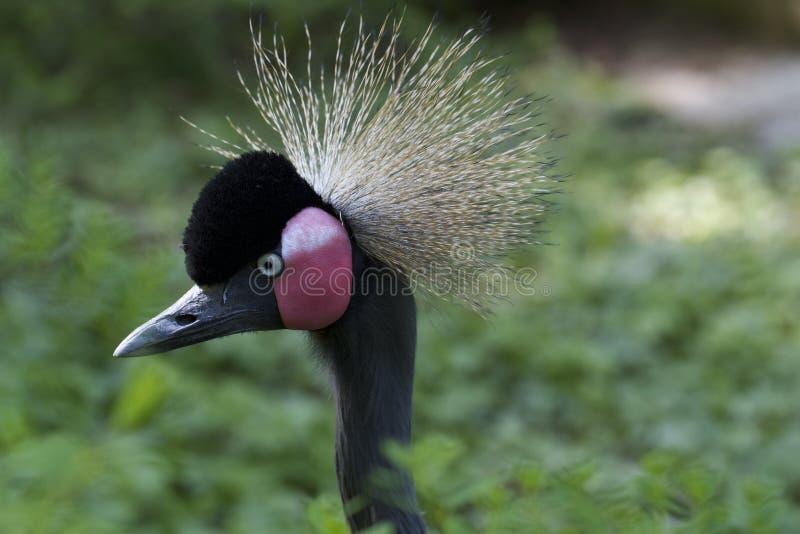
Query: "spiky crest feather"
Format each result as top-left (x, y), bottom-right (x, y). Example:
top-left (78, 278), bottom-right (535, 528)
top-left (188, 15), bottom-right (554, 311)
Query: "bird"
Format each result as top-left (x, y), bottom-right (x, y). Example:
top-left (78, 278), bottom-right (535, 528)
top-left (114, 15), bottom-right (554, 533)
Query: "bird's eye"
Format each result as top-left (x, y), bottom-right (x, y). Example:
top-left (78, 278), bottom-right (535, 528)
top-left (256, 252), bottom-right (285, 277)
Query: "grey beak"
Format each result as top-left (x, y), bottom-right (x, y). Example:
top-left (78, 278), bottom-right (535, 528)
top-left (114, 266), bottom-right (283, 357)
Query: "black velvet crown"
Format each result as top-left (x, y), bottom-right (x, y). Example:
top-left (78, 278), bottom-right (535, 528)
top-left (182, 151), bottom-right (329, 285)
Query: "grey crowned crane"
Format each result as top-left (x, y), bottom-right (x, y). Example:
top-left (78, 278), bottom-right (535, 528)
top-left (114, 16), bottom-right (553, 533)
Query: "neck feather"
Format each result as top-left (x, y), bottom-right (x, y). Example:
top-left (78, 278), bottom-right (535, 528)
top-left (313, 255), bottom-right (425, 533)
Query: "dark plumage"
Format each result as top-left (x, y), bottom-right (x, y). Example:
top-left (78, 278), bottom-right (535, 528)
top-left (182, 151), bottom-right (329, 285)
top-left (314, 248), bottom-right (423, 532)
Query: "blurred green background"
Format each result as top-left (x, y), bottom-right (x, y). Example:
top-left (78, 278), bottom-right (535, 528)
top-left (2, 1), bottom-right (800, 532)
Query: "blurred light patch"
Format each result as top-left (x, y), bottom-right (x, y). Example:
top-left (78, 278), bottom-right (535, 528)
top-left (627, 56), bottom-right (800, 148)
top-left (630, 176), bottom-right (739, 241)
top-left (628, 151), bottom-right (795, 242)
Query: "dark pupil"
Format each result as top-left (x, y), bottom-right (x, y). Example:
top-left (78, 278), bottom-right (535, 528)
top-left (264, 259), bottom-right (273, 270)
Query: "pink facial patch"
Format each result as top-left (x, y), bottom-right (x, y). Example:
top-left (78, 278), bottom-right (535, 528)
top-left (275, 207), bottom-right (352, 330)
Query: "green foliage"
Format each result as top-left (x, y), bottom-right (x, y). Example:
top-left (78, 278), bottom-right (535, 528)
top-left (2, 1), bottom-right (799, 532)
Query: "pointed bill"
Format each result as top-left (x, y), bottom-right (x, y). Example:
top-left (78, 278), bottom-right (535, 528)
top-left (114, 266), bottom-right (283, 357)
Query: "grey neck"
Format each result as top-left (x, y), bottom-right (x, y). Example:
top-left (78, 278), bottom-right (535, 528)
top-left (313, 253), bottom-right (426, 533)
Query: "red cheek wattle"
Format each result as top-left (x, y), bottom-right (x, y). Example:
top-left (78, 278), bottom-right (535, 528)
top-left (275, 207), bottom-right (352, 330)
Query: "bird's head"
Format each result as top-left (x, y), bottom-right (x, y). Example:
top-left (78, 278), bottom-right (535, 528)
top-left (114, 150), bottom-right (354, 357)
